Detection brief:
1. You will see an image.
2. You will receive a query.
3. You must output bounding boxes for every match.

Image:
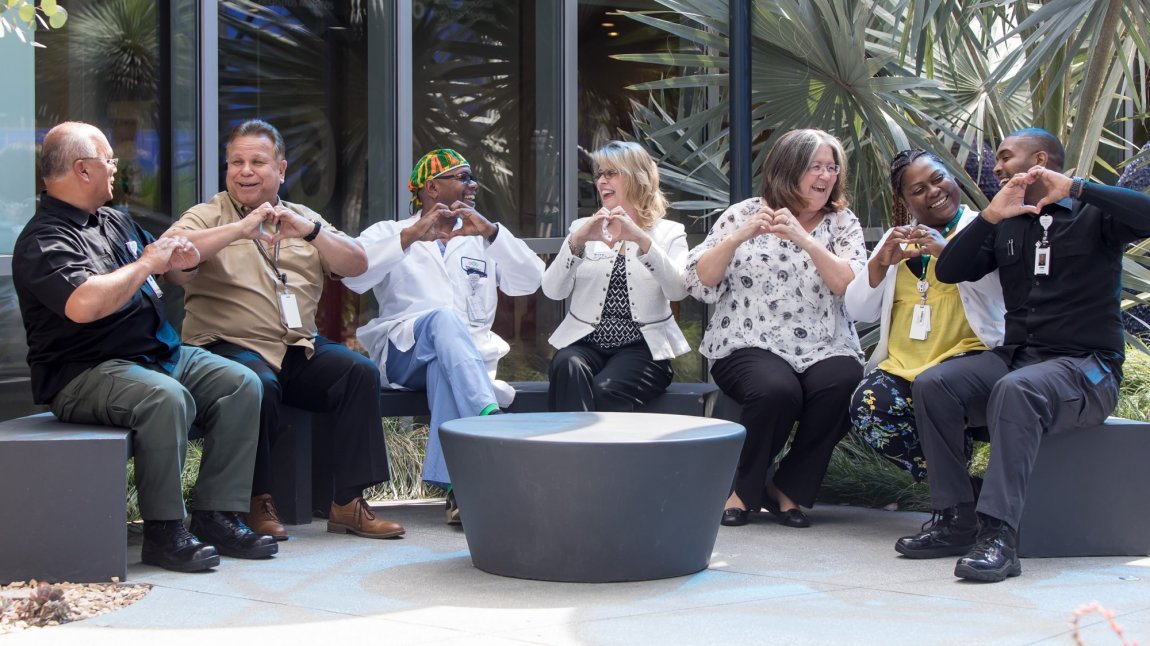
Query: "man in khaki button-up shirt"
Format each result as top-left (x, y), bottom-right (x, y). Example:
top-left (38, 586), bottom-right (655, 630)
top-left (167, 119), bottom-right (403, 541)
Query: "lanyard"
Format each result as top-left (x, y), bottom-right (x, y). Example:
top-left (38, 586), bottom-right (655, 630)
top-left (915, 206), bottom-right (963, 304)
top-left (917, 206), bottom-right (964, 281)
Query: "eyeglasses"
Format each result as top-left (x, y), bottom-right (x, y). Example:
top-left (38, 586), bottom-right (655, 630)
top-left (438, 171), bottom-right (477, 184)
top-left (594, 169), bottom-right (620, 180)
top-left (78, 157), bottom-right (120, 169)
top-left (807, 162), bottom-right (840, 176)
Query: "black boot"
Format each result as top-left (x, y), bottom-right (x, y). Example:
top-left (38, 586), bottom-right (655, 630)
top-left (954, 514), bottom-right (1021, 582)
top-left (142, 519), bottom-right (221, 573)
top-left (895, 502), bottom-right (978, 559)
top-left (190, 511), bottom-right (279, 559)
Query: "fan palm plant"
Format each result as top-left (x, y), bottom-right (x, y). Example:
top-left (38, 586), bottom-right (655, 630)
top-left (616, 0), bottom-right (1150, 347)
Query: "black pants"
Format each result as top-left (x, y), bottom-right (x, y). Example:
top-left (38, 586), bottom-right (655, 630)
top-left (711, 348), bottom-right (862, 509)
top-left (548, 339), bottom-right (673, 412)
top-left (914, 346), bottom-right (1119, 527)
top-left (205, 337), bottom-right (391, 501)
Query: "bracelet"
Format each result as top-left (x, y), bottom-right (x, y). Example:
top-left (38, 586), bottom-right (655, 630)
top-left (303, 219), bottom-right (322, 242)
top-left (180, 264), bottom-right (201, 273)
top-left (1070, 176), bottom-right (1086, 200)
top-left (486, 223), bottom-right (500, 244)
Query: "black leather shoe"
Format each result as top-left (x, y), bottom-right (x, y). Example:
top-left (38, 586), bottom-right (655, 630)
top-left (141, 519), bottom-right (220, 573)
top-left (721, 507), bottom-right (749, 526)
top-left (760, 490), bottom-right (781, 515)
top-left (954, 516), bottom-right (1021, 582)
top-left (190, 511), bottom-right (279, 559)
top-left (778, 508), bottom-right (811, 528)
top-left (895, 503), bottom-right (979, 559)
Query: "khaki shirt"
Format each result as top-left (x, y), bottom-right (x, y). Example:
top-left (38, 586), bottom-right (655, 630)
top-left (173, 192), bottom-right (340, 370)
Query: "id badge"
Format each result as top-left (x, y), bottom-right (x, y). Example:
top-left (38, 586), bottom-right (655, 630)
top-left (466, 292), bottom-right (486, 323)
top-left (1034, 243), bottom-right (1051, 276)
top-left (909, 304), bottom-right (931, 341)
top-left (145, 275), bottom-right (164, 298)
top-left (278, 291), bottom-right (303, 328)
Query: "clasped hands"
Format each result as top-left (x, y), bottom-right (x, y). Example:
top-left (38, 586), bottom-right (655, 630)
top-left (142, 235), bottom-right (200, 274)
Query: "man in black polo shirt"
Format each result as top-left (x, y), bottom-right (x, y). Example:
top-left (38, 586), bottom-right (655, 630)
top-left (13, 121), bottom-right (277, 573)
top-left (894, 128), bottom-right (1150, 582)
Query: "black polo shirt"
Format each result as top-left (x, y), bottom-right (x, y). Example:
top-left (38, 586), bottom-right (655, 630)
top-left (13, 192), bottom-right (181, 404)
top-left (936, 182), bottom-right (1150, 373)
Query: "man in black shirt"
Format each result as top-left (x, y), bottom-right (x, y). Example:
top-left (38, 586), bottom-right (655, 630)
top-left (894, 128), bottom-right (1150, 582)
top-left (13, 121), bottom-right (277, 573)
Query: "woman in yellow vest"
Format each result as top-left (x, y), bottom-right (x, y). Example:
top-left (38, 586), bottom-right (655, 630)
top-left (844, 149), bottom-right (1005, 484)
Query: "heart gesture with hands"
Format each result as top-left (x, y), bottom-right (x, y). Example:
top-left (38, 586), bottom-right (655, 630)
top-left (447, 201), bottom-right (498, 240)
top-left (406, 202), bottom-right (458, 245)
top-left (873, 225), bottom-right (924, 268)
top-left (763, 206), bottom-right (811, 247)
top-left (144, 235), bottom-right (201, 274)
top-left (982, 171), bottom-right (1044, 224)
top-left (575, 207), bottom-right (624, 247)
top-left (905, 224), bottom-right (947, 258)
top-left (266, 204), bottom-right (318, 244)
top-left (1026, 165), bottom-right (1075, 212)
top-left (238, 202), bottom-right (278, 244)
top-left (732, 206), bottom-right (774, 245)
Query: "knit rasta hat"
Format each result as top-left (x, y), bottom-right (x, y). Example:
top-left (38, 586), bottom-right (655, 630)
top-left (408, 149), bottom-right (469, 210)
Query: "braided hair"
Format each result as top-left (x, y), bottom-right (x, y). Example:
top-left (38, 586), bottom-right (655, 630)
top-left (889, 148), bottom-right (948, 227)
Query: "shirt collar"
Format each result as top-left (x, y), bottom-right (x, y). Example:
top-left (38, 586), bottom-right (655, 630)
top-left (227, 192), bottom-right (281, 215)
top-left (1039, 197), bottom-right (1073, 215)
top-left (39, 191), bottom-right (98, 226)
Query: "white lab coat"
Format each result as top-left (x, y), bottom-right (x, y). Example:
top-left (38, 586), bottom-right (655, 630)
top-left (343, 217), bottom-right (545, 406)
top-left (844, 207), bottom-right (1006, 373)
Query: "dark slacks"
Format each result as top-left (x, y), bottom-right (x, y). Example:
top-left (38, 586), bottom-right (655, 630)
top-left (206, 337), bottom-right (391, 500)
top-left (914, 347), bottom-right (1119, 527)
top-left (711, 348), bottom-right (862, 509)
top-left (548, 339), bottom-right (673, 412)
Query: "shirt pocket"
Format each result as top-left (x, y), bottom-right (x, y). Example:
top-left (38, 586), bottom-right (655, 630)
top-left (993, 236), bottom-right (1023, 267)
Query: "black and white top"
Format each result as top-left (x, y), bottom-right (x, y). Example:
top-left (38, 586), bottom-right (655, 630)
top-left (685, 196), bottom-right (867, 371)
top-left (586, 253), bottom-right (643, 349)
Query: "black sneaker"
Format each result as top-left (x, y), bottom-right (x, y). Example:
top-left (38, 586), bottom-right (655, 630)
top-left (190, 511), bottom-right (279, 559)
top-left (142, 519), bottom-right (220, 573)
top-left (895, 503), bottom-right (979, 559)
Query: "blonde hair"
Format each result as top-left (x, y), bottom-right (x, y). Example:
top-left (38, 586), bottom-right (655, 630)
top-left (590, 141), bottom-right (668, 229)
top-left (759, 129), bottom-right (850, 216)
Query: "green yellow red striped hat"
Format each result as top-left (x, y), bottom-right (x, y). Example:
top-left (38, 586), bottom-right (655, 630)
top-left (409, 149), bottom-right (469, 209)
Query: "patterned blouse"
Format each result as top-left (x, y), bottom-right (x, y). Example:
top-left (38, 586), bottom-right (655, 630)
top-left (685, 197), bottom-right (867, 371)
top-left (586, 253), bottom-right (643, 349)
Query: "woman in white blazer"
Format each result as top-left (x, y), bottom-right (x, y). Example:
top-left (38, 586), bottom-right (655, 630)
top-left (844, 149), bottom-right (1005, 483)
top-left (542, 141), bottom-right (690, 411)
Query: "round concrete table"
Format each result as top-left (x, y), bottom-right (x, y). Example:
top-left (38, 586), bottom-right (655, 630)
top-left (439, 411), bottom-right (745, 582)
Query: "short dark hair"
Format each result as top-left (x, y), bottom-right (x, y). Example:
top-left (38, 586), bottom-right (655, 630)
top-left (1007, 128), bottom-right (1065, 171)
top-left (226, 119), bottom-right (285, 160)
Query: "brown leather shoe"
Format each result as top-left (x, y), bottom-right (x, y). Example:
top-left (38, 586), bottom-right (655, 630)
top-left (245, 493), bottom-right (288, 541)
top-left (327, 497), bottom-right (405, 539)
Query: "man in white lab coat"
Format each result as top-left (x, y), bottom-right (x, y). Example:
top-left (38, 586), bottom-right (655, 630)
top-left (343, 149), bottom-right (544, 523)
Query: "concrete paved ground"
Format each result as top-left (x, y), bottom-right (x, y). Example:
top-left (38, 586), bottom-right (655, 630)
top-left (5, 501), bottom-right (1149, 645)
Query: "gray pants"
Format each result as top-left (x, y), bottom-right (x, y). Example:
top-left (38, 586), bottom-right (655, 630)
top-left (913, 347), bottom-right (1118, 528)
top-left (50, 347), bottom-right (262, 520)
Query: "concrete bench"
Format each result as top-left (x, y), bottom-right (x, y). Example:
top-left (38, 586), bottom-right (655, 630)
top-left (719, 392), bottom-right (1150, 558)
top-left (440, 411), bottom-right (745, 581)
top-left (0, 407), bottom-right (316, 583)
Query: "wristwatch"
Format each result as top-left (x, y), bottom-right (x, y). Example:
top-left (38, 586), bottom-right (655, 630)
top-left (303, 219), bottom-right (322, 242)
top-left (1069, 176), bottom-right (1086, 200)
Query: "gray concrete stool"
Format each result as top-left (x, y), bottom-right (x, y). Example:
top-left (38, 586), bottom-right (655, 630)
top-left (440, 412), bottom-right (745, 582)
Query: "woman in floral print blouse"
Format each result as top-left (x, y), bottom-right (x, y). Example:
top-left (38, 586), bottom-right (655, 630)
top-left (685, 129), bottom-right (867, 529)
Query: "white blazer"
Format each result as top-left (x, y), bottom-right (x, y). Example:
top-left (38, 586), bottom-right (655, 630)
top-left (844, 207), bottom-right (1006, 373)
top-left (343, 218), bottom-right (544, 405)
top-left (543, 217), bottom-right (690, 361)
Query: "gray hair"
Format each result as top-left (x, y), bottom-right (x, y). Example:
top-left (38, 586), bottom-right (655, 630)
top-left (227, 119), bottom-right (286, 160)
top-left (40, 121), bottom-right (101, 180)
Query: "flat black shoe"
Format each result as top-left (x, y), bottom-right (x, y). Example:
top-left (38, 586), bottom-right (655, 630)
top-left (778, 508), bottom-right (811, 528)
top-left (190, 511), bottom-right (279, 559)
top-left (760, 490), bottom-right (781, 515)
top-left (721, 507), bottom-right (749, 526)
top-left (141, 520), bottom-right (220, 573)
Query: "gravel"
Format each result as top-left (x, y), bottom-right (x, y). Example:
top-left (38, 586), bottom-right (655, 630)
top-left (0, 580), bottom-right (151, 634)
